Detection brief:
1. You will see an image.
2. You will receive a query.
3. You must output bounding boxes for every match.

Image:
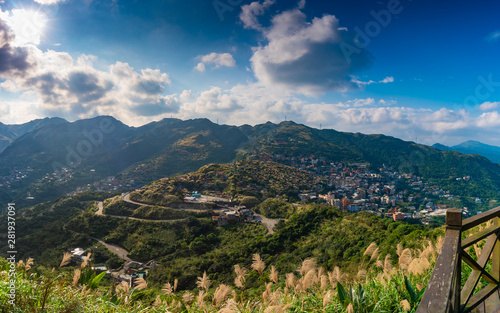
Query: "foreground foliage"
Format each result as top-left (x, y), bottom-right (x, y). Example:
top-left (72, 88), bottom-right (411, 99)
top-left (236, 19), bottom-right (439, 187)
top-left (1, 236), bottom-right (440, 312)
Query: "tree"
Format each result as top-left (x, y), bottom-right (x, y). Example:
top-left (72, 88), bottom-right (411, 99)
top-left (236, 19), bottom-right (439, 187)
top-left (239, 196), bottom-right (260, 208)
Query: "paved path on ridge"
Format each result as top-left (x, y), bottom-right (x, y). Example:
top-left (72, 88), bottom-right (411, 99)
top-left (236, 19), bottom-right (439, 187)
top-left (96, 201), bottom-right (188, 222)
top-left (253, 214), bottom-right (280, 234)
top-left (90, 236), bottom-right (131, 262)
top-left (101, 194), bottom-right (279, 234)
top-left (122, 192), bottom-right (222, 213)
top-left (122, 193), bottom-right (280, 234)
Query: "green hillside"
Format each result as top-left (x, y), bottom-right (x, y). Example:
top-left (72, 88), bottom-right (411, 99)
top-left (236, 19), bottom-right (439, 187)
top-left (1, 117), bottom-right (499, 206)
top-left (119, 118), bottom-right (248, 183)
top-left (0, 194), bottom-right (444, 312)
top-left (130, 160), bottom-right (329, 204)
top-left (237, 122), bottom-right (500, 198)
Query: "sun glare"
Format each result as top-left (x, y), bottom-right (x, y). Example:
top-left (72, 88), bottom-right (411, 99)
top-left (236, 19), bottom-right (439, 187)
top-left (2, 8), bottom-right (47, 46)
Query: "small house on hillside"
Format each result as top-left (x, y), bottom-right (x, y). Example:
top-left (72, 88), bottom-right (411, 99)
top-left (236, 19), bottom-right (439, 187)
top-left (71, 248), bottom-right (86, 260)
top-left (213, 206), bottom-right (255, 226)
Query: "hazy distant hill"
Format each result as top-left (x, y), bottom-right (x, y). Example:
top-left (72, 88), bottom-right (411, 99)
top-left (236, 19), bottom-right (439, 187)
top-left (0, 117), bottom-right (66, 152)
top-left (433, 140), bottom-right (500, 164)
top-left (0, 116), bottom-right (136, 175)
top-left (1, 116), bottom-right (500, 205)
top-left (0, 117), bottom-right (249, 205)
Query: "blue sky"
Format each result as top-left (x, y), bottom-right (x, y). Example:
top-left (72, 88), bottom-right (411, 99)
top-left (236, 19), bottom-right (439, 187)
top-left (0, 0), bottom-right (499, 146)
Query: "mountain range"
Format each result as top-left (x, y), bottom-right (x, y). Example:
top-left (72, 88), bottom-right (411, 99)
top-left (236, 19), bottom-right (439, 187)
top-left (1, 116), bottom-right (500, 206)
top-left (433, 140), bottom-right (500, 164)
top-left (0, 117), bottom-right (66, 153)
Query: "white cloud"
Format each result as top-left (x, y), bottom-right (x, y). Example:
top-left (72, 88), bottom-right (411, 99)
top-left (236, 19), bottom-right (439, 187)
top-left (0, 10), bottom-right (179, 126)
top-left (240, 0), bottom-right (275, 30)
top-left (194, 62), bottom-right (205, 72)
top-left (350, 77), bottom-right (376, 86)
top-left (0, 9), bottom-right (47, 46)
top-left (0, 14), bottom-right (36, 77)
top-left (478, 101), bottom-right (499, 111)
top-left (344, 75), bottom-right (394, 88)
top-left (0, 102), bottom-right (9, 115)
top-left (0, 99), bottom-right (42, 124)
top-left (476, 111), bottom-right (500, 127)
top-left (349, 98), bottom-right (375, 107)
top-left (378, 99), bottom-right (396, 105)
top-left (246, 5), bottom-right (373, 96)
top-left (182, 87), bottom-right (242, 114)
top-left (34, 0), bottom-right (65, 4)
top-left (379, 76), bottom-right (394, 83)
top-left (180, 89), bottom-right (192, 102)
top-left (195, 52), bottom-right (236, 72)
top-left (0, 79), bottom-right (20, 92)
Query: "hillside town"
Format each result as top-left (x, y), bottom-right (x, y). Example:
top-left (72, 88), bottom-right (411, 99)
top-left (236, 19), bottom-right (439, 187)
top-left (1, 151), bottom-right (483, 225)
top-left (246, 153), bottom-right (476, 223)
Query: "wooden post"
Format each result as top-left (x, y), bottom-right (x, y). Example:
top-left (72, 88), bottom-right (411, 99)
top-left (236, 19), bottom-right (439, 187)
top-left (446, 209), bottom-right (462, 230)
top-left (493, 217), bottom-right (500, 282)
top-left (446, 209), bottom-right (462, 313)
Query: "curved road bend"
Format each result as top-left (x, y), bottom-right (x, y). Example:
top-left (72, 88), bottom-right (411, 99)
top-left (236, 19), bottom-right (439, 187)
top-left (253, 214), bottom-right (279, 234)
top-left (90, 236), bottom-right (131, 262)
top-left (96, 201), bottom-right (187, 222)
top-left (121, 193), bottom-right (280, 234)
top-left (122, 192), bottom-right (219, 213)
top-left (105, 193), bottom-right (279, 234)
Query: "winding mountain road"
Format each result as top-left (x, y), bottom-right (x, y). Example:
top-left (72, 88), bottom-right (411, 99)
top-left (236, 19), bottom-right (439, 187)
top-left (121, 193), bottom-right (279, 234)
top-left (96, 200), bottom-right (187, 222)
top-left (122, 192), bottom-right (220, 213)
top-left (90, 236), bottom-right (131, 261)
top-left (99, 193), bottom-right (279, 234)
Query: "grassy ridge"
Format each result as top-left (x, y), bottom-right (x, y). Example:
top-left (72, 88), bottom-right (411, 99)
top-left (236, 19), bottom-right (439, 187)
top-left (130, 160), bottom-right (329, 202)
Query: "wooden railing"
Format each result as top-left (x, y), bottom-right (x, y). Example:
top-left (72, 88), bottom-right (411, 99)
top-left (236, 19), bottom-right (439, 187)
top-left (416, 206), bottom-right (500, 313)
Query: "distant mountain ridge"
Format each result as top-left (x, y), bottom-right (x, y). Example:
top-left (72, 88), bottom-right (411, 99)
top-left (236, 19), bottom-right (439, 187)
top-left (1, 116), bottom-right (500, 205)
top-left (432, 140), bottom-right (500, 164)
top-left (0, 117), bottom-right (66, 152)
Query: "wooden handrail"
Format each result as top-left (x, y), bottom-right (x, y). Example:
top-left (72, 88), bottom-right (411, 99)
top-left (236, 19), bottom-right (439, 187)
top-left (416, 210), bottom-right (462, 313)
top-left (462, 206), bottom-right (500, 232)
top-left (416, 206), bottom-right (500, 313)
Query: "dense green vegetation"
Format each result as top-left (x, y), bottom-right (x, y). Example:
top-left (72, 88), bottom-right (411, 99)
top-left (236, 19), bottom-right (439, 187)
top-left (0, 165), bottom-right (449, 312)
top-left (1, 189), bottom-right (442, 290)
top-left (0, 191), bottom-right (119, 267)
top-left (0, 228), bottom-right (441, 312)
top-left (0, 199), bottom-right (85, 265)
top-left (62, 201), bottom-right (443, 290)
top-left (254, 198), bottom-right (295, 218)
top-left (130, 160), bottom-right (328, 203)
top-left (129, 192), bottom-right (184, 206)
